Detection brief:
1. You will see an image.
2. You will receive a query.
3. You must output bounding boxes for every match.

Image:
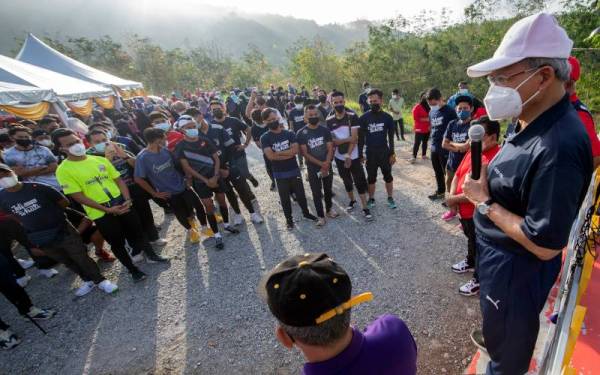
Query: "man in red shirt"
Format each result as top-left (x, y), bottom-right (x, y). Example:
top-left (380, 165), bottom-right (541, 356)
top-left (446, 117), bottom-right (501, 296)
top-left (149, 111), bottom-right (183, 153)
top-left (567, 55), bottom-right (600, 168)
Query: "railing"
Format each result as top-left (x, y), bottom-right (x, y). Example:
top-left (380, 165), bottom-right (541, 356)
top-left (539, 171), bottom-right (599, 374)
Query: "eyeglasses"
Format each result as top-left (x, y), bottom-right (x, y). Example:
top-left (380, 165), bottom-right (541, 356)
top-left (487, 67), bottom-right (541, 86)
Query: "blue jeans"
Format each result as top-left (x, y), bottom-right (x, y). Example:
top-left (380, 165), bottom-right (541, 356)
top-left (476, 235), bottom-right (561, 375)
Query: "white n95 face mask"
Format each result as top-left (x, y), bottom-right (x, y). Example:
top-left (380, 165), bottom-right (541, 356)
top-left (484, 69), bottom-right (541, 121)
top-left (68, 143), bottom-right (87, 157)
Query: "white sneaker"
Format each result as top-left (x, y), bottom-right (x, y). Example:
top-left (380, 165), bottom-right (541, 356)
top-left (150, 238), bottom-right (168, 246)
top-left (233, 214), bottom-right (244, 226)
top-left (451, 259), bottom-right (474, 274)
top-left (250, 212), bottom-right (264, 224)
top-left (459, 278), bottom-right (480, 296)
top-left (17, 258), bottom-right (34, 270)
top-left (38, 268), bottom-right (58, 278)
top-left (16, 275), bottom-right (31, 288)
top-left (326, 209), bottom-right (339, 218)
top-left (316, 218), bottom-right (326, 227)
top-left (97, 280), bottom-right (118, 294)
top-left (75, 281), bottom-right (95, 297)
top-left (131, 253), bottom-right (144, 263)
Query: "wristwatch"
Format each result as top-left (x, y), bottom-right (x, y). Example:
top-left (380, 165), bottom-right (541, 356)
top-left (477, 199), bottom-right (494, 216)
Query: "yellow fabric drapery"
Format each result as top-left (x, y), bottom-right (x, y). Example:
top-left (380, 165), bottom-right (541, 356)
top-left (94, 95), bottom-right (115, 109)
top-left (117, 87), bottom-right (145, 99)
top-left (66, 99), bottom-right (93, 117)
top-left (0, 101), bottom-right (50, 120)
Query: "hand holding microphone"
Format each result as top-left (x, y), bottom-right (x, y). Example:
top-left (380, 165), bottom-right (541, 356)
top-left (468, 124), bottom-right (485, 180)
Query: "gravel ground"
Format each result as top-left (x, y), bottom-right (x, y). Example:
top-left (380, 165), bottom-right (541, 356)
top-left (0, 137), bottom-right (481, 375)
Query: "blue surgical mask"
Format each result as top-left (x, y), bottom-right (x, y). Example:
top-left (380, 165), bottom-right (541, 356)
top-left (154, 122), bottom-right (170, 132)
top-left (106, 131), bottom-right (113, 139)
top-left (94, 142), bottom-right (107, 153)
top-left (457, 110), bottom-right (471, 120)
top-left (459, 89), bottom-right (469, 95)
top-left (430, 105), bottom-right (440, 112)
top-left (185, 128), bottom-right (199, 138)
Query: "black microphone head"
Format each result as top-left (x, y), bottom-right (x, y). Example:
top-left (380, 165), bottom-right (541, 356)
top-left (469, 124), bottom-right (485, 142)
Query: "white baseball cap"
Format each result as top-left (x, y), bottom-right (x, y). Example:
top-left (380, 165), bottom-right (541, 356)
top-left (173, 115), bottom-right (196, 129)
top-left (467, 12), bottom-right (573, 78)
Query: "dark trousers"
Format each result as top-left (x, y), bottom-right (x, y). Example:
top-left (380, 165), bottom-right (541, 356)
top-left (412, 132), bottom-right (430, 158)
top-left (41, 225), bottom-right (104, 284)
top-left (94, 210), bottom-right (149, 273)
top-left (168, 189), bottom-right (207, 229)
top-left (0, 218), bottom-right (55, 275)
top-left (394, 118), bottom-right (405, 140)
top-left (225, 169), bottom-right (255, 215)
top-left (263, 154), bottom-right (274, 183)
top-left (307, 167), bottom-right (334, 218)
top-left (334, 158), bottom-right (368, 195)
top-left (460, 218), bottom-right (478, 280)
top-left (276, 175), bottom-right (311, 222)
top-left (0, 252), bottom-right (33, 323)
top-left (130, 184), bottom-right (159, 242)
top-left (430, 150), bottom-right (448, 194)
top-left (476, 235), bottom-right (561, 375)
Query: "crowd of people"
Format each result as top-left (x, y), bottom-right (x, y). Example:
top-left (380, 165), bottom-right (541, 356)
top-left (0, 11), bottom-right (598, 375)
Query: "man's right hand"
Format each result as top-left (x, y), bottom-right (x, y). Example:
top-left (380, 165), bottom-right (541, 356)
top-left (153, 191), bottom-right (171, 200)
top-left (206, 176), bottom-right (219, 188)
top-left (30, 247), bottom-right (46, 257)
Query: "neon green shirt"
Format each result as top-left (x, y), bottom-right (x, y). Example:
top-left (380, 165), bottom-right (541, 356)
top-left (56, 155), bottom-right (122, 220)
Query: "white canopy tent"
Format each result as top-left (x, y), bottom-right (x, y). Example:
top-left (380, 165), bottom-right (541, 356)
top-left (0, 54), bottom-right (114, 102)
top-left (0, 81), bottom-right (57, 105)
top-left (16, 34), bottom-right (143, 92)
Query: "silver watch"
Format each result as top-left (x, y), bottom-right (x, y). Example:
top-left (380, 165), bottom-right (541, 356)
top-left (477, 200), bottom-right (493, 215)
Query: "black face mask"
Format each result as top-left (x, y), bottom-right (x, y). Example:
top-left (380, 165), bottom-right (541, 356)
top-left (307, 117), bottom-right (320, 125)
top-left (318, 95), bottom-right (327, 103)
top-left (212, 109), bottom-right (224, 119)
top-left (334, 105), bottom-right (345, 113)
top-left (16, 139), bottom-right (33, 147)
top-left (267, 120), bottom-right (280, 130)
top-left (370, 103), bottom-right (381, 112)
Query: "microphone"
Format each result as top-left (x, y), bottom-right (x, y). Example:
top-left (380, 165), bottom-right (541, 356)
top-left (468, 124), bottom-right (485, 180)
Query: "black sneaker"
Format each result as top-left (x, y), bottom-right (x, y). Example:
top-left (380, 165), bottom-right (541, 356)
top-left (270, 182), bottom-right (277, 191)
top-left (223, 225), bottom-right (239, 234)
top-left (26, 307), bottom-right (56, 320)
top-left (249, 176), bottom-right (259, 188)
top-left (145, 253), bottom-right (169, 263)
top-left (363, 209), bottom-right (374, 221)
top-left (428, 192), bottom-right (445, 201)
top-left (303, 213), bottom-right (318, 222)
top-left (346, 200), bottom-right (357, 212)
top-left (215, 236), bottom-right (224, 250)
top-left (470, 329), bottom-right (487, 354)
top-left (163, 206), bottom-right (174, 215)
top-left (131, 270), bottom-right (147, 283)
top-left (367, 198), bottom-right (376, 209)
top-left (286, 220), bottom-right (295, 230)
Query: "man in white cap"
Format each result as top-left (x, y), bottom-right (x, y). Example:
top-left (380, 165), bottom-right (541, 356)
top-left (462, 12), bottom-right (593, 374)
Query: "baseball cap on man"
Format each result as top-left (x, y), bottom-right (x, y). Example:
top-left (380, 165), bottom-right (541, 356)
top-left (467, 13), bottom-right (573, 78)
top-left (263, 253), bottom-right (373, 327)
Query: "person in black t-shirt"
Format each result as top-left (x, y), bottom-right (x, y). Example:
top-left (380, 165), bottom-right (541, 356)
top-left (250, 109), bottom-right (276, 191)
top-left (358, 89), bottom-right (397, 210)
top-left (209, 101), bottom-right (260, 188)
top-left (260, 108), bottom-right (317, 229)
top-left (296, 105), bottom-right (337, 226)
top-left (288, 96), bottom-right (307, 168)
top-left (174, 118), bottom-right (239, 250)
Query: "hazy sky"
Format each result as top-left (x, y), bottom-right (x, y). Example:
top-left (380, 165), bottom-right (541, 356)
top-left (191, 0), bottom-right (475, 25)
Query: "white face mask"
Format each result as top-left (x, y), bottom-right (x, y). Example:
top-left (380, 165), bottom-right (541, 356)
top-left (0, 174), bottom-right (19, 189)
top-left (295, 104), bottom-right (303, 110)
top-left (484, 69), bottom-right (541, 121)
top-left (459, 89), bottom-right (469, 95)
top-left (430, 104), bottom-right (440, 111)
top-left (392, 95), bottom-right (398, 99)
top-left (38, 139), bottom-right (53, 147)
top-left (68, 143), bottom-right (87, 157)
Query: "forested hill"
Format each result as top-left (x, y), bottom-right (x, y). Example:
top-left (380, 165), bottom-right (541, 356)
top-left (0, 0), bottom-right (370, 64)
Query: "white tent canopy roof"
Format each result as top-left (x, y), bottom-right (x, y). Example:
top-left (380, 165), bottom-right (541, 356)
top-left (0, 81), bottom-right (58, 105)
top-left (0, 54), bottom-right (113, 102)
top-left (17, 34), bottom-right (143, 91)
